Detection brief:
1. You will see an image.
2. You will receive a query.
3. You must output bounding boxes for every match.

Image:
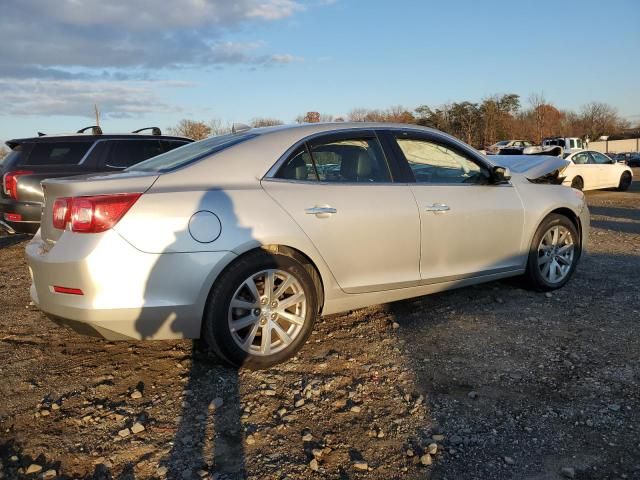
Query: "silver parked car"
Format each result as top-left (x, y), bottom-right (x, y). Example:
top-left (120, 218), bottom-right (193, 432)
top-left (26, 123), bottom-right (589, 368)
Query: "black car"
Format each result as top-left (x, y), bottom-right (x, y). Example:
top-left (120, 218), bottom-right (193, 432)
top-left (0, 126), bottom-right (192, 234)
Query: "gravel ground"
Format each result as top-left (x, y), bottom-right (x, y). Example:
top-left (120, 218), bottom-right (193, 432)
top-left (1, 176), bottom-right (639, 480)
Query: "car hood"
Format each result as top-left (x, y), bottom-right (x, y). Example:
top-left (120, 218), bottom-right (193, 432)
top-left (493, 155), bottom-right (570, 181)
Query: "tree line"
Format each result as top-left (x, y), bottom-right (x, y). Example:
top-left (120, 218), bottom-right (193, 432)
top-left (168, 93), bottom-right (633, 148)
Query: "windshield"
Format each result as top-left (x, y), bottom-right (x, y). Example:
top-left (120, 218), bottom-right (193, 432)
top-left (128, 132), bottom-right (258, 173)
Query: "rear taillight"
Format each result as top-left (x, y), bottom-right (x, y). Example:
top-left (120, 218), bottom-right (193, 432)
top-left (52, 197), bottom-right (71, 229)
top-left (2, 170), bottom-right (34, 200)
top-left (52, 193), bottom-right (141, 233)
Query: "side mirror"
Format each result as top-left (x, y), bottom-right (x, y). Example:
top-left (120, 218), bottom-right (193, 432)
top-left (492, 166), bottom-right (511, 184)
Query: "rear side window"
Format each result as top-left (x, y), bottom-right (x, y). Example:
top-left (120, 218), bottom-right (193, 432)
top-left (1, 146), bottom-right (23, 168)
top-left (275, 136), bottom-right (392, 183)
top-left (107, 140), bottom-right (164, 168)
top-left (276, 146), bottom-right (317, 181)
top-left (572, 152), bottom-right (591, 165)
top-left (311, 137), bottom-right (391, 183)
top-left (24, 142), bottom-right (93, 166)
top-left (161, 140), bottom-right (190, 153)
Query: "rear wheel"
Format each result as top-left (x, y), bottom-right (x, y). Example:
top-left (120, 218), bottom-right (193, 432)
top-left (617, 171), bottom-right (632, 191)
top-left (201, 250), bottom-right (317, 369)
top-left (571, 176), bottom-right (584, 191)
top-left (525, 214), bottom-right (580, 291)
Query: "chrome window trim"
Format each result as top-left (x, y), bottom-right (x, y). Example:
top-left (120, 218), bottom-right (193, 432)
top-left (261, 177), bottom-right (405, 186)
top-left (77, 140), bottom-right (99, 166)
top-left (264, 127), bottom-right (381, 180)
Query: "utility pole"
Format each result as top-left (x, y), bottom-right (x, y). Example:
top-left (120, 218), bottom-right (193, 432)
top-left (94, 104), bottom-right (100, 127)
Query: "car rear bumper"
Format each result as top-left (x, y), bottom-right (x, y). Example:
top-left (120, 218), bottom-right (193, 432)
top-left (0, 198), bottom-right (41, 233)
top-left (26, 229), bottom-right (236, 340)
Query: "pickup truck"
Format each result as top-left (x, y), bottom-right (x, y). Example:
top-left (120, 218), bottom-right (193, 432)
top-left (1, 126), bottom-right (192, 234)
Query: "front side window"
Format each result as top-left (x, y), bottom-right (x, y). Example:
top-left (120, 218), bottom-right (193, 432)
top-left (25, 141), bottom-right (93, 166)
top-left (275, 136), bottom-right (392, 183)
top-left (395, 137), bottom-right (486, 184)
top-left (591, 152), bottom-right (611, 164)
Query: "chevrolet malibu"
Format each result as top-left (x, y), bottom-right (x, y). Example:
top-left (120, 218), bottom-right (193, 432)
top-left (27, 124), bottom-right (589, 369)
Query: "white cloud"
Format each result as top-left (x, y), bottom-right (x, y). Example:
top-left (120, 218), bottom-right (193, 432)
top-left (0, 79), bottom-right (192, 118)
top-left (0, 0), bottom-right (305, 70)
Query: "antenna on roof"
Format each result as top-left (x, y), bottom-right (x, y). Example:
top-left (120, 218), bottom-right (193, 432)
top-left (231, 123), bottom-right (252, 134)
top-left (77, 125), bottom-right (103, 135)
top-left (132, 127), bottom-right (161, 136)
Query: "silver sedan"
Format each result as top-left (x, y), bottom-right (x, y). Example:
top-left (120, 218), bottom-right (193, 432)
top-left (26, 123), bottom-right (589, 368)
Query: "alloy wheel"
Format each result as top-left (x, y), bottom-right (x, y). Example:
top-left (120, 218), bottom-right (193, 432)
top-left (537, 225), bottom-right (575, 284)
top-left (228, 269), bottom-right (307, 356)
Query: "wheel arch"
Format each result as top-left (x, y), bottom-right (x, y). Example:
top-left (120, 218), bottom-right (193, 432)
top-left (199, 243), bottom-right (326, 326)
top-left (546, 207), bottom-right (583, 252)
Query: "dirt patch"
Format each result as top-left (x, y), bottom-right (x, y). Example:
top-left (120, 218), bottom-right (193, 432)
top-left (1, 181), bottom-right (639, 479)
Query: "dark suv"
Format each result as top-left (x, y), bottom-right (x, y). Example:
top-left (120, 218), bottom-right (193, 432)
top-left (1, 126), bottom-right (192, 234)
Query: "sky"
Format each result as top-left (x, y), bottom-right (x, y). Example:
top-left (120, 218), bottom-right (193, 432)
top-left (0, 0), bottom-right (639, 143)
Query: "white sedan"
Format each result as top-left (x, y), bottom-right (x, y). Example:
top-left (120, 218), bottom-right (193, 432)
top-left (563, 150), bottom-right (633, 191)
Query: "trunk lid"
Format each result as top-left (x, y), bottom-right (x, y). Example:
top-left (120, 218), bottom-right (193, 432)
top-left (41, 170), bottom-right (159, 244)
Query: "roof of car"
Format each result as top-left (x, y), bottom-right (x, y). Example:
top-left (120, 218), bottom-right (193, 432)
top-left (6, 132), bottom-right (192, 148)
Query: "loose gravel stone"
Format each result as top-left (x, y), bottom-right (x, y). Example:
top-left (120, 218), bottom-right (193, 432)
top-left (561, 467), bottom-right (576, 478)
top-left (420, 454), bottom-right (433, 466)
top-left (25, 464), bottom-right (42, 474)
top-left (131, 422), bottom-right (145, 434)
top-left (130, 390), bottom-right (142, 399)
top-left (353, 461), bottom-right (368, 471)
top-left (118, 428), bottom-right (131, 438)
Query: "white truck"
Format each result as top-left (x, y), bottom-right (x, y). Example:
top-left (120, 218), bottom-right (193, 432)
top-left (542, 137), bottom-right (585, 155)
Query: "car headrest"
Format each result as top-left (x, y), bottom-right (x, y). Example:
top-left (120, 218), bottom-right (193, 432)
top-left (282, 155), bottom-right (308, 180)
top-left (356, 150), bottom-right (372, 178)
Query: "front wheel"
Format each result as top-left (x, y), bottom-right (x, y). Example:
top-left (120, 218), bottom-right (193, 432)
top-left (525, 214), bottom-right (581, 291)
top-left (201, 250), bottom-right (317, 369)
top-left (617, 171), bottom-right (632, 191)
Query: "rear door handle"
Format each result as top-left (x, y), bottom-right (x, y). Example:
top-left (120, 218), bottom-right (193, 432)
top-left (425, 203), bottom-right (450, 213)
top-left (305, 206), bottom-right (337, 217)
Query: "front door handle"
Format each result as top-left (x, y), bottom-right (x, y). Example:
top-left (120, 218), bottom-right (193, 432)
top-left (305, 206), bottom-right (337, 217)
top-left (425, 203), bottom-right (450, 213)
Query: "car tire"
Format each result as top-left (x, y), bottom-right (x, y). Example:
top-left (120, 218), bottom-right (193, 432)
top-left (201, 249), bottom-right (318, 369)
top-left (571, 176), bottom-right (584, 191)
top-left (525, 214), bottom-right (581, 292)
top-left (617, 171), bottom-right (632, 191)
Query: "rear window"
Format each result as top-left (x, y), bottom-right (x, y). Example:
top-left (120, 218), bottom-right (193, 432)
top-left (128, 133), bottom-right (257, 173)
top-left (24, 141), bottom-right (93, 166)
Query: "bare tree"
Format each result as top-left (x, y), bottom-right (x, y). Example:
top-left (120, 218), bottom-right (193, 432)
top-left (250, 118), bottom-right (284, 128)
top-left (347, 108), bottom-right (369, 122)
top-left (528, 92), bottom-right (548, 144)
top-left (580, 102), bottom-right (628, 139)
top-left (168, 119), bottom-right (212, 140)
top-left (209, 118), bottom-right (232, 136)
